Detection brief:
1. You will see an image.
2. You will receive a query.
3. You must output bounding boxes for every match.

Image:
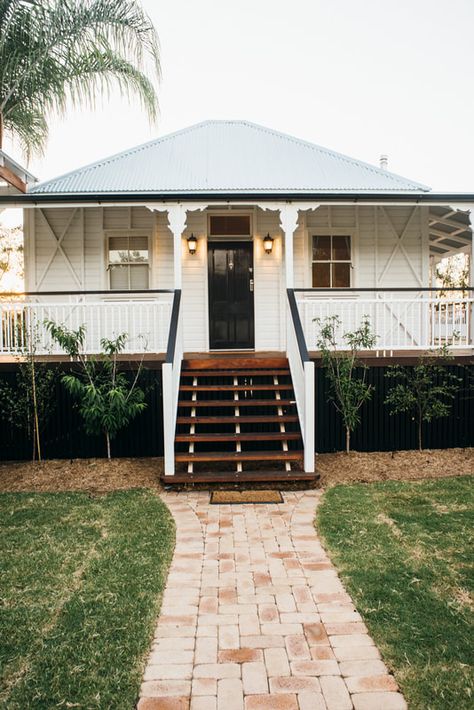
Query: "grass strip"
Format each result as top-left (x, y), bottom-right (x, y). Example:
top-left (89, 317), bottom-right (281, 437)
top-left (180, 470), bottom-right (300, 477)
top-left (317, 476), bottom-right (473, 710)
top-left (0, 489), bottom-right (175, 709)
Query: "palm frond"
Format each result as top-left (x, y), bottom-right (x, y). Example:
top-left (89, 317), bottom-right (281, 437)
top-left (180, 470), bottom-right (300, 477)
top-left (0, 0), bottom-right (160, 154)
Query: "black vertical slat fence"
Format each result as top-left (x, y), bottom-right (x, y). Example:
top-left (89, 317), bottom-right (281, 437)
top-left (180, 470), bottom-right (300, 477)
top-left (315, 364), bottom-right (473, 452)
top-left (0, 368), bottom-right (163, 461)
top-left (0, 363), bottom-right (472, 460)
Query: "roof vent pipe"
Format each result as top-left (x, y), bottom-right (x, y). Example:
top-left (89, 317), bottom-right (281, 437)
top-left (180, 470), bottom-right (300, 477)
top-left (379, 154), bottom-right (388, 170)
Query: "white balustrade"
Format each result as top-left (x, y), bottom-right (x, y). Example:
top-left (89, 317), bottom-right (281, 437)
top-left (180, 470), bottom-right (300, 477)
top-left (0, 295), bottom-right (173, 355)
top-left (296, 292), bottom-right (473, 352)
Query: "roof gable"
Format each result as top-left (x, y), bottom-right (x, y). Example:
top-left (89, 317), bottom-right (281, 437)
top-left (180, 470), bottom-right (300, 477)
top-left (31, 120), bottom-right (430, 195)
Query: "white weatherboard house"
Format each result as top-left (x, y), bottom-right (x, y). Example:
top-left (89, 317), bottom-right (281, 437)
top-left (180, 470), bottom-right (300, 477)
top-left (1, 120), bottom-right (473, 479)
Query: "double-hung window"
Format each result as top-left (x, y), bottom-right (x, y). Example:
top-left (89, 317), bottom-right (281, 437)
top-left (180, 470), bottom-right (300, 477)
top-left (312, 235), bottom-right (351, 288)
top-left (108, 235), bottom-right (149, 290)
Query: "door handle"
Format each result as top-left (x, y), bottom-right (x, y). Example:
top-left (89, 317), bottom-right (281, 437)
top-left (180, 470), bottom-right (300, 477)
top-left (249, 279), bottom-right (254, 292)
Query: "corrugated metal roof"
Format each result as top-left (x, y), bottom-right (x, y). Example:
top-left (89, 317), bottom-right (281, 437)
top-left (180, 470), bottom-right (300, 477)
top-left (31, 120), bottom-right (430, 195)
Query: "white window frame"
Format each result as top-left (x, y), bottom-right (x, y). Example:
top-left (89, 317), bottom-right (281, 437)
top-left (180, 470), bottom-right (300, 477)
top-left (308, 229), bottom-right (356, 289)
top-left (105, 230), bottom-right (152, 291)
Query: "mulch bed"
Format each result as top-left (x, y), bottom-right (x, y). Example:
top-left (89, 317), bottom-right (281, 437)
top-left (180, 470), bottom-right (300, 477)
top-left (316, 448), bottom-right (473, 488)
top-left (0, 448), bottom-right (472, 493)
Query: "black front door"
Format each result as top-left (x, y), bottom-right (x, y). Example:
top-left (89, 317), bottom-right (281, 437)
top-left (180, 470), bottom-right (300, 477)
top-left (208, 242), bottom-right (254, 349)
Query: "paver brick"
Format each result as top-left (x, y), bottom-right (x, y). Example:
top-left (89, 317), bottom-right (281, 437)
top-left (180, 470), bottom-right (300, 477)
top-left (263, 647), bottom-right (290, 676)
top-left (269, 676), bottom-right (321, 694)
top-left (285, 635), bottom-right (311, 660)
top-left (192, 677), bottom-right (217, 695)
top-left (290, 660), bottom-right (340, 676)
top-left (346, 675), bottom-right (399, 693)
top-left (339, 659), bottom-right (388, 676)
top-left (244, 694), bottom-right (298, 709)
top-left (219, 648), bottom-right (263, 663)
top-left (217, 678), bottom-right (244, 710)
top-left (297, 692), bottom-right (328, 710)
top-left (194, 663), bottom-right (241, 679)
top-left (191, 696), bottom-right (216, 710)
top-left (319, 676), bottom-right (352, 709)
top-left (242, 661), bottom-right (268, 694)
top-left (137, 698), bottom-right (190, 710)
top-left (352, 692), bottom-right (408, 709)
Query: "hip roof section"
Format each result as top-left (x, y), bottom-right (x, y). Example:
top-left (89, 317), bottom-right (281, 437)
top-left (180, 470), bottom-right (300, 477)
top-left (31, 120), bottom-right (430, 195)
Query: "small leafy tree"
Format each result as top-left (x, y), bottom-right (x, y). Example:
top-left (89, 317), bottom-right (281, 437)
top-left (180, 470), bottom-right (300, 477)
top-left (0, 327), bottom-right (56, 461)
top-left (316, 315), bottom-right (377, 453)
top-left (384, 345), bottom-right (462, 451)
top-left (45, 322), bottom-right (147, 459)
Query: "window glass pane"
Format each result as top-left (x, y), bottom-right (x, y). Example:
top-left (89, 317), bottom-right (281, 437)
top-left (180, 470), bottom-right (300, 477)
top-left (130, 236), bottom-right (148, 251)
top-left (130, 264), bottom-right (149, 289)
top-left (110, 264), bottom-right (129, 290)
top-left (332, 262), bottom-right (351, 288)
top-left (332, 235), bottom-right (351, 260)
top-left (312, 236), bottom-right (331, 260)
top-left (109, 236), bottom-right (129, 264)
top-left (312, 262), bottom-right (330, 287)
top-left (129, 246), bottom-right (148, 263)
top-left (210, 215), bottom-right (250, 235)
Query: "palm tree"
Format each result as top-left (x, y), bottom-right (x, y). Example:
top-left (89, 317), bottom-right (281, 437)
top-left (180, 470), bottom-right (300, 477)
top-left (0, 0), bottom-right (160, 156)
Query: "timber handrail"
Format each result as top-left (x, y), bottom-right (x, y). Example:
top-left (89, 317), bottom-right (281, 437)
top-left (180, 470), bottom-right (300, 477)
top-left (287, 288), bottom-right (310, 364)
top-left (0, 289), bottom-right (173, 297)
top-left (286, 289), bottom-right (314, 473)
top-left (165, 290), bottom-right (182, 363)
top-left (292, 287), bottom-right (474, 293)
top-left (162, 289), bottom-right (183, 476)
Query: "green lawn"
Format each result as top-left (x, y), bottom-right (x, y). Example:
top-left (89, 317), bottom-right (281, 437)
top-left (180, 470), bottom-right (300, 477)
top-left (0, 490), bottom-right (175, 709)
top-left (317, 476), bottom-right (473, 710)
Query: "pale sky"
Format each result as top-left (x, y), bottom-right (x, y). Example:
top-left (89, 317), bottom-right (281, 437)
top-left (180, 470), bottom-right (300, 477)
top-left (2, 0), bottom-right (474, 227)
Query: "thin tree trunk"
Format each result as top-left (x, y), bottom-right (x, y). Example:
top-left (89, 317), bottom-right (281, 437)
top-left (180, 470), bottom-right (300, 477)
top-left (346, 427), bottom-right (350, 454)
top-left (31, 358), bottom-right (41, 461)
top-left (106, 431), bottom-right (111, 460)
top-left (418, 418), bottom-right (423, 452)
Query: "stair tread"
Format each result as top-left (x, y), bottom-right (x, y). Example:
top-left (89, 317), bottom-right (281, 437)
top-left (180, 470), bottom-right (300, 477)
top-left (175, 451), bottom-right (302, 462)
top-left (175, 432), bottom-right (301, 442)
top-left (177, 415), bottom-right (299, 424)
top-left (181, 369), bottom-right (290, 377)
top-left (179, 384), bottom-right (294, 391)
top-left (162, 470), bottom-right (315, 483)
top-left (178, 399), bottom-right (295, 408)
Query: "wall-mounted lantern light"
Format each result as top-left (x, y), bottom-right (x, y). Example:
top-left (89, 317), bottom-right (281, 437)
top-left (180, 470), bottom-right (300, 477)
top-left (187, 233), bottom-right (197, 255)
top-left (263, 233), bottom-right (274, 254)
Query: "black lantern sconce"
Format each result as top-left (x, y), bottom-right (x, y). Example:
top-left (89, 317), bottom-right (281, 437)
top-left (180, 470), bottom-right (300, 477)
top-left (263, 233), bottom-right (274, 254)
top-left (187, 233), bottom-right (197, 255)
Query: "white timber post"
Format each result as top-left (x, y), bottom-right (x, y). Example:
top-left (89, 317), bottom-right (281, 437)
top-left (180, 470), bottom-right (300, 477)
top-left (162, 361), bottom-right (174, 475)
top-left (304, 360), bottom-right (315, 472)
top-left (471, 212), bottom-right (474, 346)
top-left (167, 205), bottom-right (187, 290)
top-left (453, 203), bottom-right (474, 347)
top-left (279, 204), bottom-right (299, 289)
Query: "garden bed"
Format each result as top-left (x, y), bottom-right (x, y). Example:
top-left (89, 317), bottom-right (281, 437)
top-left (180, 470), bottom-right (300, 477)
top-left (0, 448), bottom-right (472, 493)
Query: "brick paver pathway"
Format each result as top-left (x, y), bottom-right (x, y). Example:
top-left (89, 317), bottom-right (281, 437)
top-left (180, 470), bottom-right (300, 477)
top-left (138, 491), bottom-right (406, 710)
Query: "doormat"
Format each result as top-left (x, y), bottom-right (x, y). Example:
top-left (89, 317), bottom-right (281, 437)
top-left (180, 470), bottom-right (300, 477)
top-left (210, 490), bottom-right (283, 504)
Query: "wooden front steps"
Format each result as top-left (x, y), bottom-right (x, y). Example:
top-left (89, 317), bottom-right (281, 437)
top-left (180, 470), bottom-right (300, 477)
top-left (165, 355), bottom-right (308, 484)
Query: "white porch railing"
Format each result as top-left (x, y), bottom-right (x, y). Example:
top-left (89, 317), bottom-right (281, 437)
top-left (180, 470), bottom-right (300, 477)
top-left (287, 290), bottom-right (315, 473)
top-left (162, 290), bottom-right (183, 476)
top-left (0, 291), bottom-right (174, 355)
top-left (296, 289), bottom-right (474, 352)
